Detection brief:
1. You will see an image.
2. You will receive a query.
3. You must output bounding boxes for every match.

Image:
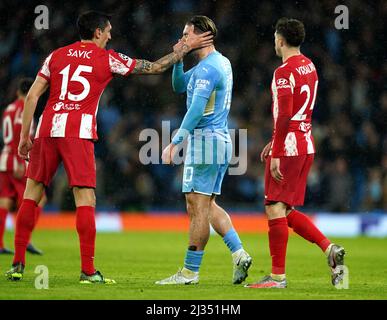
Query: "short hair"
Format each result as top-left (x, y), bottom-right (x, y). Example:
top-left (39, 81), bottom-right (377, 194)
top-left (17, 78), bottom-right (34, 95)
top-left (187, 15), bottom-right (217, 38)
top-left (275, 17), bottom-right (305, 47)
top-left (77, 11), bottom-right (111, 40)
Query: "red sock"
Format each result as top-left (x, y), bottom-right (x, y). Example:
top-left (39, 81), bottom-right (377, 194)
top-left (287, 209), bottom-right (331, 252)
top-left (76, 206), bottom-right (96, 275)
top-left (14, 199), bottom-right (37, 265)
top-left (0, 208), bottom-right (8, 249)
top-left (268, 217), bottom-right (288, 275)
top-left (34, 206), bottom-right (42, 228)
top-left (26, 206), bottom-right (43, 244)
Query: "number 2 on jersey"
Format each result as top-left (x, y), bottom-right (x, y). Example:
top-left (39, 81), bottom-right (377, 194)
top-left (291, 80), bottom-right (318, 121)
top-left (59, 64), bottom-right (93, 101)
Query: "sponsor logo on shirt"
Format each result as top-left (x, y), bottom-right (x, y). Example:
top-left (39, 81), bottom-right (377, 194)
top-left (195, 79), bottom-right (210, 90)
top-left (276, 78), bottom-right (291, 89)
top-left (53, 102), bottom-right (81, 111)
top-left (277, 78), bottom-right (288, 85)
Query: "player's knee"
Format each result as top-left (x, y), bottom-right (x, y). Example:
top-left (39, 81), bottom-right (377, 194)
top-left (186, 194), bottom-right (207, 216)
top-left (73, 187), bottom-right (96, 207)
top-left (186, 196), bottom-right (197, 215)
top-left (265, 203), bottom-right (287, 219)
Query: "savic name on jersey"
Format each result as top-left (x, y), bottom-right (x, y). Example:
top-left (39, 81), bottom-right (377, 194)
top-left (35, 41), bottom-right (136, 140)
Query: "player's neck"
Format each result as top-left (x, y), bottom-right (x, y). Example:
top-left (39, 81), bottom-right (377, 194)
top-left (197, 46), bottom-right (215, 61)
top-left (81, 39), bottom-right (101, 48)
top-left (282, 48), bottom-right (301, 63)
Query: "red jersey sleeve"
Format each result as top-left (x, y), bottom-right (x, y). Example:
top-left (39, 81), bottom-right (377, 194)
top-left (37, 52), bottom-right (54, 81)
top-left (107, 50), bottom-right (136, 76)
top-left (271, 67), bottom-right (295, 157)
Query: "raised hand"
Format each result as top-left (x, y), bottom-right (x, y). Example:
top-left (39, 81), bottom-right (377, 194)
top-left (184, 31), bottom-right (213, 52)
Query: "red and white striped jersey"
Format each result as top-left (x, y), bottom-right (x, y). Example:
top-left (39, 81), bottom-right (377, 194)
top-left (270, 54), bottom-right (318, 157)
top-left (35, 41), bottom-right (136, 140)
top-left (0, 99), bottom-right (27, 172)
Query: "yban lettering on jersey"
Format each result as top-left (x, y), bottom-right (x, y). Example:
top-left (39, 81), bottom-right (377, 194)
top-left (195, 79), bottom-right (210, 90)
top-left (295, 62), bottom-right (316, 76)
top-left (67, 49), bottom-right (93, 59)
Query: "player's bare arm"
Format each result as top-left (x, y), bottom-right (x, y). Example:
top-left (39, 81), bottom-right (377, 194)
top-left (132, 31), bottom-right (213, 74)
top-left (18, 76), bottom-right (48, 159)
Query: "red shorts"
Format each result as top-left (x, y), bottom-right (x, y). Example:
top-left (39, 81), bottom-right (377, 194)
top-left (264, 154), bottom-right (314, 207)
top-left (27, 138), bottom-right (96, 188)
top-left (0, 171), bottom-right (27, 207)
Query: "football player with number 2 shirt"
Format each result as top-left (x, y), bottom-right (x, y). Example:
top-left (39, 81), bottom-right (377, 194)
top-left (246, 18), bottom-right (346, 289)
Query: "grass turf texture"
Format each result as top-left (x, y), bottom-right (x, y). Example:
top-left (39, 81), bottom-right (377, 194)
top-left (0, 230), bottom-right (386, 300)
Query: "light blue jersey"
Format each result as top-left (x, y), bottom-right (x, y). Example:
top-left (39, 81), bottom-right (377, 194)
top-left (186, 51), bottom-right (232, 133)
top-left (172, 50), bottom-right (233, 144)
top-left (171, 50), bottom-right (233, 195)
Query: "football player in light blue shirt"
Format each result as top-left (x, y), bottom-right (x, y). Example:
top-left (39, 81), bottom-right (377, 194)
top-left (156, 16), bottom-right (252, 285)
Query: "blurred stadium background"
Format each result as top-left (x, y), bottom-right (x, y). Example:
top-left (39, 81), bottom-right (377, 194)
top-left (0, 0), bottom-right (386, 237)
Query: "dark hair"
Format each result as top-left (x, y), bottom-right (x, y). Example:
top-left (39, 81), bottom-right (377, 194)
top-left (187, 15), bottom-right (217, 38)
top-left (17, 78), bottom-right (34, 95)
top-left (275, 17), bottom-right (305, 47)
top-left (77, 11), bottom-right (111, 40)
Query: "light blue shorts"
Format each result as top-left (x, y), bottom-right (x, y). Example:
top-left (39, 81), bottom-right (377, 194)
top-left (182, 133), bottom-right (232, 196)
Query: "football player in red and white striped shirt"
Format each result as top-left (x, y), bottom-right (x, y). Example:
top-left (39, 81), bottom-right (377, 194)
top-left (0, 78), bottom-right (45, 255)
top-left (246, 18), bottom-right (345, 289)
top-left (6, 11), bottom-right (213, 283)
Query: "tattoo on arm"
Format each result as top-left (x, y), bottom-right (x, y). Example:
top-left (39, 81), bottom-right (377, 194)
top-left (133, 44), bottom-right (190, 75)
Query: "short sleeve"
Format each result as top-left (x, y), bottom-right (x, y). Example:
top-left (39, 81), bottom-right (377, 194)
top-left (38, 52), bottom-right (54, 81)
top-left (274, 67), bottom-right (295, 97)
top-left (108, 50), bottom-right (136, 76)
top-left (192, 64), bottom-right (220, 99)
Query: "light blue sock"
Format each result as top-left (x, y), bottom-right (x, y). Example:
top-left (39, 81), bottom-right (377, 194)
top-left (223, 228), bottom-right (243, 253)
top-left (184, 249), bottom-right (204, 272)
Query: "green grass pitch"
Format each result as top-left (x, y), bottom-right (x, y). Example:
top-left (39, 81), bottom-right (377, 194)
top-left (0, 230), bottom-right (386, 300)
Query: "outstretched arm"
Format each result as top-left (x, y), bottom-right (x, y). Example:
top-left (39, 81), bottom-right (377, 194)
top-left (132, 31), bottom-right (213, 75)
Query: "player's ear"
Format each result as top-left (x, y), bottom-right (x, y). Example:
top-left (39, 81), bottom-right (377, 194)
top-left (94, 28), bottom-right (102, 39)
